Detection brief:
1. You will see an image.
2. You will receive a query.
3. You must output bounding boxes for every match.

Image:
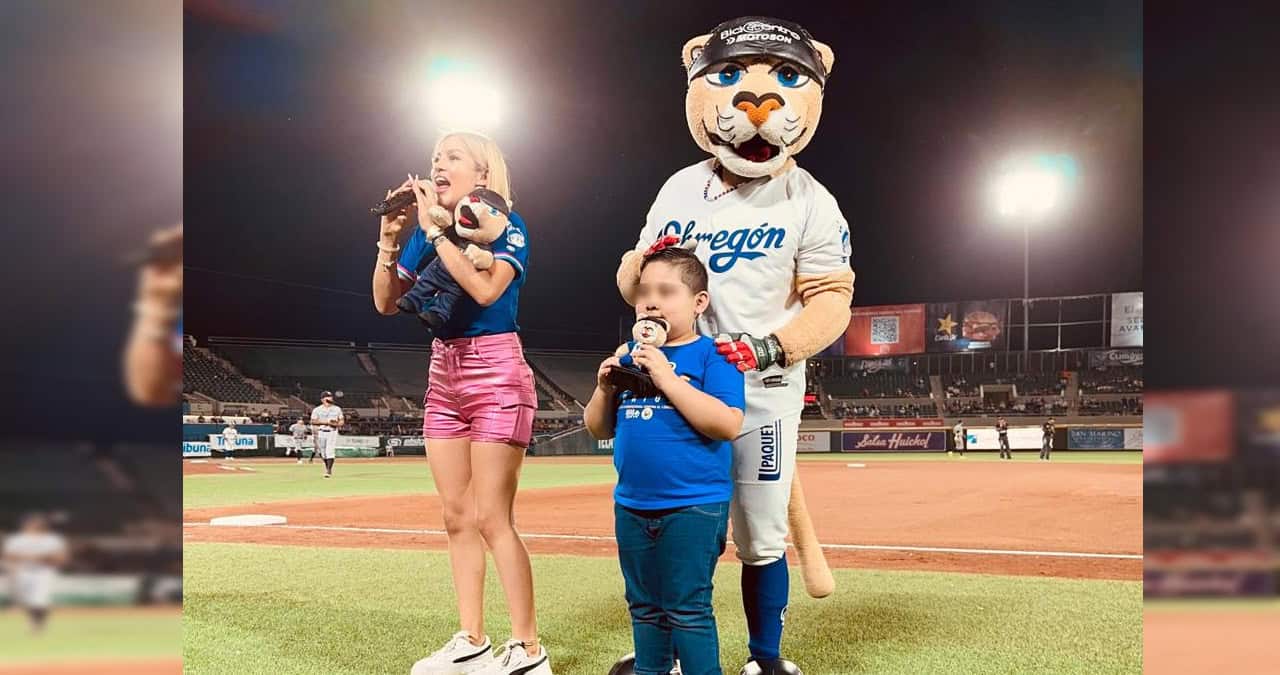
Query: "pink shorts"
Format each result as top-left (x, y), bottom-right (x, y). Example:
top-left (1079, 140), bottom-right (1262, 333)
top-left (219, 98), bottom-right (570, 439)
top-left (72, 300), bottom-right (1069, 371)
top-left (423, 332), bottom-right (537, 448)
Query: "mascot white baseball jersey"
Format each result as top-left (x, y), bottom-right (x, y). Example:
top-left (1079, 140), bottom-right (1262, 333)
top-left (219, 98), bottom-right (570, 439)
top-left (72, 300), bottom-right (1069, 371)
top-left (632, 160), bottom-right (850, 564)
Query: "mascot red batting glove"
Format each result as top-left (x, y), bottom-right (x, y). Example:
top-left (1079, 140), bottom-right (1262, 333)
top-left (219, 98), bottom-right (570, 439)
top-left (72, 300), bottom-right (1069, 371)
top-left (715, 333), bottom-right (786, 372)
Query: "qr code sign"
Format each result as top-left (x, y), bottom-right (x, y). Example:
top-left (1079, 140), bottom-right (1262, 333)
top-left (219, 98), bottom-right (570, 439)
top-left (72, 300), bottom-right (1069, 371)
top-left (870, 316), bottom-right (899, 345)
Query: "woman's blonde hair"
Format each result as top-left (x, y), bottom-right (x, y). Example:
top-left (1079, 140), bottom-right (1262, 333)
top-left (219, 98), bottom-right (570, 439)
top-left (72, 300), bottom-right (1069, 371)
top-left (434, 131), bottom-right (513, 207)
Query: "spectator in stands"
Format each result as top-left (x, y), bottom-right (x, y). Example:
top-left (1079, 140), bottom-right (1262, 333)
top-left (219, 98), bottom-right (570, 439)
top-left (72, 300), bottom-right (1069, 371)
top-left (373, 133), bottom-right (548, 672)
top-left (123, 223), bottom-right (182, 406)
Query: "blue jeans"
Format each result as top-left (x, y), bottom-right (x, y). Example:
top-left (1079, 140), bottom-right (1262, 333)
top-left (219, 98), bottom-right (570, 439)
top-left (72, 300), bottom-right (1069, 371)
top-left (615, 501), bottom-right (729, 675)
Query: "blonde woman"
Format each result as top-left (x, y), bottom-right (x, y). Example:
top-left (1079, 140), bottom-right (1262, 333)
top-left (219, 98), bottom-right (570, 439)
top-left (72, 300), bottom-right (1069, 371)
top-left (372, 132), bottom-right (548, 675)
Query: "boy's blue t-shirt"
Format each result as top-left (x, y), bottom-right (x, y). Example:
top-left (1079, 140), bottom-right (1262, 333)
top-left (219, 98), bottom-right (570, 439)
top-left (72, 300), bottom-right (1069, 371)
top-left (613, 335), bottom-right (745, 510)
top-left (396, 211), bottom-right (530, 339)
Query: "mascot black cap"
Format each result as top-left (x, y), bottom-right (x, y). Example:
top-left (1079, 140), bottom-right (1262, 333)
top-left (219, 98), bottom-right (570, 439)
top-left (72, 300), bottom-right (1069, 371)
top-left (688, 16), bottom-right (828, 87)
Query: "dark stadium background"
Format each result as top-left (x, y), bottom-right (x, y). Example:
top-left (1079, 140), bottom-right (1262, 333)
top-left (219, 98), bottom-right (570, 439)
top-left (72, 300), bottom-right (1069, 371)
top-left (182, 0), bottom-right (1142, 351)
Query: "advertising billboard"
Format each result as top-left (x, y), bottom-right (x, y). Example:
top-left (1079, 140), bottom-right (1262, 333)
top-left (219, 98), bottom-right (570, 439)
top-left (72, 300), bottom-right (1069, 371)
top-left (1110, 292), bottom-right (1143, 347)
top-left (927, 300), bottom-right (1009, 352)
top-left (844, 304), bottom-right (927, 356)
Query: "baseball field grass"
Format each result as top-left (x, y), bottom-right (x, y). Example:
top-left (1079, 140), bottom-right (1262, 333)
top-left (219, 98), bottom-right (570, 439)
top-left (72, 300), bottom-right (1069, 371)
top-left (184, 454), bottom-right (1143, 674)
top-left (0, 609), bottom-right (181, 665)
top-left (183, 460), bottom-right (618, 509)
top-left (184, 543), bottom-right (1141, 675)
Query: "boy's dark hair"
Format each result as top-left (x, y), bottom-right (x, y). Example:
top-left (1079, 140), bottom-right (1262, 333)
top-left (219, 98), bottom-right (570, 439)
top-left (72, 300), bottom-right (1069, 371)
top-left (640, 247), bottom-right (708, 294)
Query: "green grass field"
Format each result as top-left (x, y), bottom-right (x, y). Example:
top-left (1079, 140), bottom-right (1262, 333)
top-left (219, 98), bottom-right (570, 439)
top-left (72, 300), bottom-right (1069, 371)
top-left (184, 461), bottom-right (618, 510)
top-left (185, 543), bottom-right (1141, 675)
top-left (0, 611), bottom-right (180, 665)
top-left (185, 455), bottom-right (1143, 673)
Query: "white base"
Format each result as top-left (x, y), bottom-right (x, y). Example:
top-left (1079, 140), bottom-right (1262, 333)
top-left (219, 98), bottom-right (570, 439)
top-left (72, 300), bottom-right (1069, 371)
top-left (210, 515), bottom-right (287, 527)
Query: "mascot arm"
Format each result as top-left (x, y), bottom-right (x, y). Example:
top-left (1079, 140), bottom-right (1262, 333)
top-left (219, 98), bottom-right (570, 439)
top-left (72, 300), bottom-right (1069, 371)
top-left (772, 268), bottom-right (854, 366)
top-left (616, 248), bottom-right (645, 307)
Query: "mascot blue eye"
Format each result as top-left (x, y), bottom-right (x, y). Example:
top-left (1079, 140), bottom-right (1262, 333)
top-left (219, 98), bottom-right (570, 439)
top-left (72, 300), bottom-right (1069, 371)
top-left (704, 65), bottom-right (742, 87)
top-left (774, 67), bottom-right (810, 88)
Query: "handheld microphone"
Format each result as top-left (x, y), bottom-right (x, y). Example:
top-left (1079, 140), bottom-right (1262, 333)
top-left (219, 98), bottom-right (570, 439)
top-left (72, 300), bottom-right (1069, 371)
top-left (370, 189), bottom-right (417, 216)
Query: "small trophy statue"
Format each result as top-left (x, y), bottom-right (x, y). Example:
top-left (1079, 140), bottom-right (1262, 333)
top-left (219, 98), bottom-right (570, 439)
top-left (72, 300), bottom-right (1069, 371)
top-left (607, 316), bottom-right (670, 399)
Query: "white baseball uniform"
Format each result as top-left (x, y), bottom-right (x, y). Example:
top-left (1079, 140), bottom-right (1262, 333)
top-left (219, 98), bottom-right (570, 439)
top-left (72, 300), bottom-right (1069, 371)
top-left (221, 426), bottom-right (238, 455)
top-left (632, 158), bottom-right (851, 564)
top-left (311, 404), bottom-right (343, 460)
top-left (3, 532), bottom-right (67, 608)
top-left (289, 421), bottom-right (309, 454)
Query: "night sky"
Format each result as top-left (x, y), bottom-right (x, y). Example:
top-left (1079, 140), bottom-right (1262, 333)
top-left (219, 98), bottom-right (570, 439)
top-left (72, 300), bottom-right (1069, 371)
top-left (184, 0), bottom-right (1142, 351)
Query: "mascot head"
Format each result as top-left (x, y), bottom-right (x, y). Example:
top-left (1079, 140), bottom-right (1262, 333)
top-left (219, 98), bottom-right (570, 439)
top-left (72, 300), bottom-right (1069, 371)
top-left (682, 16), bottom-right (834, 178)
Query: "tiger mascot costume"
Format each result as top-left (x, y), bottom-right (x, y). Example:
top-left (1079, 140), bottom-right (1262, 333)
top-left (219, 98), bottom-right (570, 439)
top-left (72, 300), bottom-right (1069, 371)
top-left (615, 16), bottom-right (854, 675)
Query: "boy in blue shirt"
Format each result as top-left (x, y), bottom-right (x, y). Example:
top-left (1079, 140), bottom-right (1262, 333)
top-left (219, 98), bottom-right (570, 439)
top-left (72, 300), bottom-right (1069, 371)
top-left (585, 247), bottom-right (745, 675)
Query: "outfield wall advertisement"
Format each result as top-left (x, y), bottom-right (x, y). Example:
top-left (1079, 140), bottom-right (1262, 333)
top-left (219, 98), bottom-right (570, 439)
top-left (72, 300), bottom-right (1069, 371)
top-left (1068, 428), bottom-right (1125, 449)
top-left (842, 431), bottom-right (946, 452)
top-left (183, 441), bottom-right (211, 458)
top-left (207, 435), bottom-right (259, 450)
top-left (797, 432), bottom-right (833, 453)
top-left (966, 427), bottom-right (1044, 450)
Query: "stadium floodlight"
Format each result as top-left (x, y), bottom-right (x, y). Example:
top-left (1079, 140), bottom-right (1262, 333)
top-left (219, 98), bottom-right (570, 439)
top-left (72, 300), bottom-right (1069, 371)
top-left (411, 57), bottom-right (504, 134)
top-left (991, 154), bottom-right (1075, 220)
top-left (989, 153), bottom-right (1078, 356)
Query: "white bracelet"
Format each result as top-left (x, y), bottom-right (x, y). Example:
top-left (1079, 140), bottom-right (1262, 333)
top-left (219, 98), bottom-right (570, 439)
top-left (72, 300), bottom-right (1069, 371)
top-left (377, 240), bottom-right (401, 253)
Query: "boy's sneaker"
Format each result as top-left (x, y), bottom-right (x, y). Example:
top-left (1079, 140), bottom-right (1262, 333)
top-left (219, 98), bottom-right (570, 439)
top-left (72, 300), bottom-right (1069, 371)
top-left (410, 631), bottom-right (495, 675)
top-left (479, 639), bottom-right (552, 675)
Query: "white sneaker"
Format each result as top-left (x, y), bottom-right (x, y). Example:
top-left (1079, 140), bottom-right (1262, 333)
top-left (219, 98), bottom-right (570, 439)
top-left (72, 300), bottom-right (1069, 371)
top-left (479, 639), bottom-right (552, 675)
top-left (410, 631), bottom-right (495, 675)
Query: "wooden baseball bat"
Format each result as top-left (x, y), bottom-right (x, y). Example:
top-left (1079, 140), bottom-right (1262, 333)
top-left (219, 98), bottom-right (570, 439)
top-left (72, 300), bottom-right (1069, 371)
top-left (788, 470), bottom-right (835, 598)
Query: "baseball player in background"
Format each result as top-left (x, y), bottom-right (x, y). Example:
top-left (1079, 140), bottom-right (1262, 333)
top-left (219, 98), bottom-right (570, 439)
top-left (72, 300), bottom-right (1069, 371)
top-left (952, 419), bottom-right (967, 457)
top-left (311, 391), bottom-right (344, 478)
top-left (996, 416), bottom-right (1011, 460)
top-left (1040, 417), bottom-right (1055, 461)
top-left (3, 513), bottom-right (69, 634)
top-left (221, 421), bottom-right (239, 461)
top-left (288, 417), bottom-right (309, 463)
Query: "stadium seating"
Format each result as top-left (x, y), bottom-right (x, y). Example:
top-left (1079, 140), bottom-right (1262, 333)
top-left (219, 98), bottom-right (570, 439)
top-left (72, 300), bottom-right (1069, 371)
top-left (943, 372), bottom-right (1066, 398)
top-left (216, 345), bottom-right (384, 404)
top-left (821, 371), bottom-right (930, 398)
top-left (829, 402), bottom-right (938, 419)
top-left (183, 348), bottom-right (265, 403)
top-left (525, 352), bottom-right (604, 405)
top-left (944, 398), bottom-right (1069, 416)
top-left (369, 350), bottom-right (431, 399)
top-left (1080, 365), bottom-right (1142, 393)
top-left (1079, 397), bottom-right (1143, 416)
